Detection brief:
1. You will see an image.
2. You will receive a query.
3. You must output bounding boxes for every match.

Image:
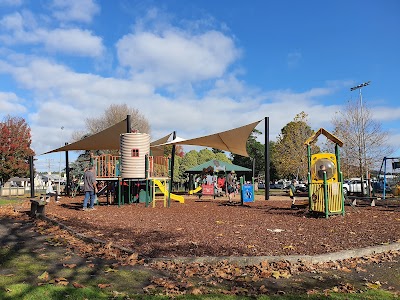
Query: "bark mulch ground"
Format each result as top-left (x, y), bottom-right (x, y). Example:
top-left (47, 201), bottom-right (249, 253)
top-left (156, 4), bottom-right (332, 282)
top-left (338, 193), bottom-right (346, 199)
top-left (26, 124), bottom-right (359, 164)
top-left (45, 193), bottom-right (400, 260)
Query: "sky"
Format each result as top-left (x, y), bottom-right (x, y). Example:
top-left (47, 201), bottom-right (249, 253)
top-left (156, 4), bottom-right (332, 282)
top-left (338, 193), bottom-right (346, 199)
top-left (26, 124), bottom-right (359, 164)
top-left (0, 0), bottom-right (399, 172)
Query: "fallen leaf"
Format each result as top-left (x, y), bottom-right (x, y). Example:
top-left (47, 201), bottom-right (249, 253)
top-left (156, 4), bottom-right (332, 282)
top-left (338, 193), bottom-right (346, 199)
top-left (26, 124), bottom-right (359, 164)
top-left (272, 271), bottom-right (281, 279)
top-left (366, 281), bottom-right (381, 289)
top-left (104, 267), bottom-right (117, 273)
top-left (280, 271), bottom-right (291, 279)
top-left (63, 263), bottom-right (77, 269)
top-left (37, 271), bottom-right (49, 281)
top-left (283, 245), bottom-right (295, 250)
top-left (98, 283), bottom-right (112, 289)
top-left (73, 282), bottom-right (85, 288)
top-left (190, 288), bottom-right (202, 295)
top-left (57, 280), bottom-right (69, 286)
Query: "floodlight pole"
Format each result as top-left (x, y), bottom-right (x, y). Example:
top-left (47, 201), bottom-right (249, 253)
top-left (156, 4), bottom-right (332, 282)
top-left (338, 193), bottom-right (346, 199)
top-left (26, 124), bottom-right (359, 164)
top-left (350, 81), bottom-right (370, 196)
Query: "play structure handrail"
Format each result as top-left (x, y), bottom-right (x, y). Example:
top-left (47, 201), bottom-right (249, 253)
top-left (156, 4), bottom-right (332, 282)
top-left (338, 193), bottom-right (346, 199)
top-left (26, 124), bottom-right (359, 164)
top-left (94, 154), bottom-right (169, 179)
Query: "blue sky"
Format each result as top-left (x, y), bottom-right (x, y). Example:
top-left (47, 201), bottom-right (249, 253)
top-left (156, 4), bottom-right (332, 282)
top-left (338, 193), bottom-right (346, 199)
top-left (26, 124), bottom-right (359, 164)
top-left (0, 0), bottom-right (399, 172)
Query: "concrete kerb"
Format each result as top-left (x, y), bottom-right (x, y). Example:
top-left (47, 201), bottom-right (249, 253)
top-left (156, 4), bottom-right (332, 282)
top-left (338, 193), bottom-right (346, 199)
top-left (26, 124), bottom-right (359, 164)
top-left (39, 215), bottom-right (400, 267)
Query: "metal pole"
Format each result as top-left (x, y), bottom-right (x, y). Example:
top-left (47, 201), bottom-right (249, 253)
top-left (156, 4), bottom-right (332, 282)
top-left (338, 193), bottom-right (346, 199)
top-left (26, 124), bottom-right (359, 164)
top-left (58, 126), bottom-right (64, 194)
top-left (265, 117), bottom-right (270, 200)
top-left (350, 81), bottom-right (370, 196)
top-left (65, 143), bottom-right (70, 196)
top-left (29, 156), bottom-right (35, 198)
top-left (126, 114), bottom-right (131, 133)
top-left (252, 158), bottom-right (255, 181)
top-left (168, 131), bottom-right (176, 207)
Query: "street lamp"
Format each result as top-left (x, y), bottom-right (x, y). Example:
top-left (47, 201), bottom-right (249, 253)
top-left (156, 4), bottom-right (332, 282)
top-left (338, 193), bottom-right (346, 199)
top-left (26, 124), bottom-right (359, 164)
top-left (350, 81), bottom-right (371, 195)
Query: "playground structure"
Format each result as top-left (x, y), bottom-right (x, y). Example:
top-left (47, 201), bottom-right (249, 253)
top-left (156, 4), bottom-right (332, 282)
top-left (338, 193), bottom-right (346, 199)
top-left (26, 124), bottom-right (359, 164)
top-left (36, 117), bottom-right (265, 205)
top-left (305, 128), bottom-right (345, 218)
top-left (377, 157), bottom-right (400, 199)
top-left (90, 132), bottom-right (184, 207)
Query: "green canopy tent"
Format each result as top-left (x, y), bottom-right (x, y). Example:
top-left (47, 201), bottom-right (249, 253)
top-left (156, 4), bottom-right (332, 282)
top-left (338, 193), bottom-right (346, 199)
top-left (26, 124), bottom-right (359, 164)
top-left (185, 159), bottom-right (251, 174)
top-left (185, 160), bottom-right (252, 192)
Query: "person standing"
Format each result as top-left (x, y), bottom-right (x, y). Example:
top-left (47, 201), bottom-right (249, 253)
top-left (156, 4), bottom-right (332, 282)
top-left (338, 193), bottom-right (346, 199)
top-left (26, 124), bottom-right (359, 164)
top-left (83, 164), bottom-right (97, 211)
top-left (226, 170), bottom-right (236, 202)
top-left (289, 180), bottom-right (297, 209)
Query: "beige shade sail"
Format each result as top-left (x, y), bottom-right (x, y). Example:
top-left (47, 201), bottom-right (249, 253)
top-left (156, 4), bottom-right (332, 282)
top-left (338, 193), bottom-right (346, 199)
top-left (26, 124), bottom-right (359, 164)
top-left (150, 133), bottom-right (173, 157)
top-left (42, 119), bottom-right (128, 155)
top-left (155, 119), bottom-right (263, 157)
top-left (41, 118), bottom-right (262, 157)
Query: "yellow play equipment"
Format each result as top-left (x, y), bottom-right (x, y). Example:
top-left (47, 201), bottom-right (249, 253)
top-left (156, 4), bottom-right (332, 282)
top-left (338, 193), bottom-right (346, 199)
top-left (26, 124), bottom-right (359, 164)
top-left (305, 128), bottom-right (345, 218)
top-left (189, 186), bottom-right (202, 195)
top-left (153, 179), bottom-right (184, 207)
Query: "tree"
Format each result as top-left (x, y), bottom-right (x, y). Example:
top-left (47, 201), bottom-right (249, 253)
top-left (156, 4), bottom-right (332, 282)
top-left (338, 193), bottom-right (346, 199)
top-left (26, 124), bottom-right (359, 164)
top-left (273, 112), bottom-right (317, 180)
top-left (0, 115), bottom-right (35, 184)
top-left (71, 104), bottom-right (151, 173)
top-left (198, 149), bottom-right (217, 164)
top-left (232, 129), bottom-right (265, 178)
top-left (86, 103), bottom-right (150, 135)
top-left (72, 104), bottom-right (150, 144)
top-left (331, 98), bottom-right (393, 179)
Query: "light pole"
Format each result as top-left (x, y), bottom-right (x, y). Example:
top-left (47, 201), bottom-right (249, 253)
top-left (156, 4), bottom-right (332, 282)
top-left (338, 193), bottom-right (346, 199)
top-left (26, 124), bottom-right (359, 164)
top-left (350, 81), bottom-right (370, 195)
top-left (58, 126), bottom-right (64, 195)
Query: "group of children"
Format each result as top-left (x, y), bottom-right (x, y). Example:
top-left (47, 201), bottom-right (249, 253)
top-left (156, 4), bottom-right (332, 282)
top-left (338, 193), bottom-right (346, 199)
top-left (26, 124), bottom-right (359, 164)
top-left (195, 169), bottom-right (238, 201)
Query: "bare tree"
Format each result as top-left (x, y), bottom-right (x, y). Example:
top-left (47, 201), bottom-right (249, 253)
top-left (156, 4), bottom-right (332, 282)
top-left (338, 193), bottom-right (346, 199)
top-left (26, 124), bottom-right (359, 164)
top-left (72, 104), bottom-right (150, 141)
top-left (332, 99), bottom-right (393, 180)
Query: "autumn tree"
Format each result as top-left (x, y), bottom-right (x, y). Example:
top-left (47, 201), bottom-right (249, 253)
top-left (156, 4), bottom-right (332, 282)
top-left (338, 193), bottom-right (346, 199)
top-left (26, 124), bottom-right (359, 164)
top-left (273, 112), bottom-right (317, 180)
top-left (331, 98), bottom-right (393, 179)
top-left (0, 115), bottom-right (35, 184)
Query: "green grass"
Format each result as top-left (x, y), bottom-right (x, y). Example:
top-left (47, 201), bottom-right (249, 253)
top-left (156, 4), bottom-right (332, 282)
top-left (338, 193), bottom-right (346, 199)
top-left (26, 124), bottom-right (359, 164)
top-left (0, 198), bottom-right (24, 206)
top-left (0, 287), bottom-right (397, 300)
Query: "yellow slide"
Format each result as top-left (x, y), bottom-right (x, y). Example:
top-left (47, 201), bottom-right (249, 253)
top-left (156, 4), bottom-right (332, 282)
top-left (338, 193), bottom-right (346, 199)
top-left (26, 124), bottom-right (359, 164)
top-left (153, 179), bottom-right (184, 204)
top-left (189, 186), bottom-right (202, 195)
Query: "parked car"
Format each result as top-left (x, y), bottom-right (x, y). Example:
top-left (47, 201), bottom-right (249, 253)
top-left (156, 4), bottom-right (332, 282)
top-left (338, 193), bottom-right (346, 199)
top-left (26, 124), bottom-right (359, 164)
top-left (275, 180), bottom-right (291, 189)
top-left (295, 182), bottom-right (307, 192)
top-left (342, 178), bottom-right (371, 196)
top-left (373, 181), bottom-right (392, 193)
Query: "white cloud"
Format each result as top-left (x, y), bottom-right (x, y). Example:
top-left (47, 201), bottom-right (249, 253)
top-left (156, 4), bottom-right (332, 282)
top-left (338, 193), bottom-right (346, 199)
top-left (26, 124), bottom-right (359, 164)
top-left (0, 91), bottom-right (26, 118)
top-left (0, 12), bottom-right (104, 57)
top-left (41, 28), bottom-right (104, 57)
top-left (368, 106), bottom-right (400, 122)
top-left (117, 29), bottom-right (240, 85)
top-left (50, 0), bottom-right (100, 24)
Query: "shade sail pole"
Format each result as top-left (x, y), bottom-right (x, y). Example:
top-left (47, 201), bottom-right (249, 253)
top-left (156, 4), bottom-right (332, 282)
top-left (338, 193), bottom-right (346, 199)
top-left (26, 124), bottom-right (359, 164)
top-left (126, 115), bottom-right (131, 133)
top-left (168, 131), bottom-right (177, 208)
top-left (65, 143), bottom-right (70, 196)
top-left (265, 117), bottom-right (270, 200)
